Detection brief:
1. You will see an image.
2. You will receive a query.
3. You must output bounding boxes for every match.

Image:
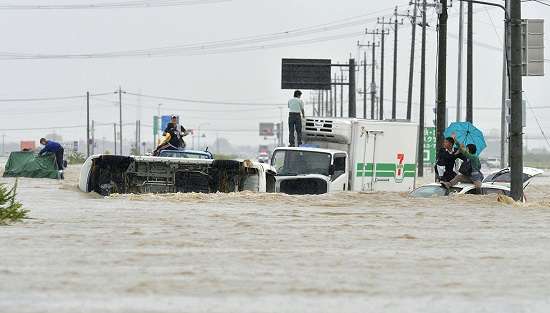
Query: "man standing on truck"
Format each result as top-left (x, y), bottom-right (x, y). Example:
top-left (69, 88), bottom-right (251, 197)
top-left (288, 90), bottom-right (305, 147)
top-left (39, 138), bottom-right (64, 178)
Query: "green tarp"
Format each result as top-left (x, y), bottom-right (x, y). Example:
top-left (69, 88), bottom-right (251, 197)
top-left (2, 152), bottom-right (59, 179)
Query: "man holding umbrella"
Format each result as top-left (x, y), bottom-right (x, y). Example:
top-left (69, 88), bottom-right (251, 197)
top-left (441, 122), bottom-right (486, 194)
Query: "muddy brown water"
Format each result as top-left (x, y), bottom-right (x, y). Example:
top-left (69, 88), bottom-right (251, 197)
top-left (1, 165), bottom-right (550, 312)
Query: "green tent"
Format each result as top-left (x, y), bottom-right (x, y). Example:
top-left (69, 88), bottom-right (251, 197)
top-left (2, 152), bottom-right (60, 179)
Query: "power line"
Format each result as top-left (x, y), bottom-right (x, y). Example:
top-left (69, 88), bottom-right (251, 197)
top-left (0, 0), bottom-right (231, 10)
top-left (527, 102), bottom-right (550, 149)
top-left (0, 6), bottom-right (402, 59)
top-left (124, 91), bottom-right (285, 106)
top-left (527, 0), bottom-right (550, 7)
top-left (0, 92), bottom-right (114, 102)
top-left (0, 31), bottom-right (365, 60)
top-left (92, 96), bottom-right (284, 113)
top-left (0, 121), bottom-right (136, 132)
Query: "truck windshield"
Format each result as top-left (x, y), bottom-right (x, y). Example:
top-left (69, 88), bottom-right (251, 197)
top-left (271, 150), bottom-right (332, 176)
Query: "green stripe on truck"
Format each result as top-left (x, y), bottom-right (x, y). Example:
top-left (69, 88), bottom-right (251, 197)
top-left (356, 163), bottom-right (417, 178)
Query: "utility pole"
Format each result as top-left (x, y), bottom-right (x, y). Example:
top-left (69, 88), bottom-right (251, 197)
top-left (392, 7), bottom-right (400, 119)
top-left (333, 73), bottom-right (338, 117)
top-left (358, 40), bottom-right (371, 119)
top-left (509, 0), bottom-right (523, 201)
top-left (325, 90), bottom-right (330, 116)
top-left (366, 29), bottom-right (382, 120)
top-left (91, 120), bottom-right (95, 155)
top-left (118, 87), bottom-right (123, 155)
top-left (367, 41), bottom-right (380, 120)
top-left (418, 0), bottom-right (429, 177)
top-left (392, 7), bottom-right (400, 120)
top-left (135, 120), bottom-right (139, 155)
top-left (466, 0), bottom-right (474, 122)
top-left (363, 50), bottom-right (368, 118)
top-left (321, 90), bottom-right (325, 117)
top-left (86, 91), bottom-right (90, 158)
top-left (329, 86), bottom-right (333, 117)
top-left (349, 58), bottom-right (357, 118)
top-left (317, 90), bottom-right (321, 117)
top-left (113, 123), bottom-right (117, 155)
top-left (361, 29), bottom-right (382, 120)
top-left (370, 40), bottom-right (377, 120)
top-left (406, 1), bottom-right (418, 121)
top-left (377, 18), bottom-right (391, 120)
top-left (340, 71), bottom-right (344, 117)
top-left (457, 0), bottom-right (464, 121)
top-left (385, 7), bottom-right (405, 119)
top-left (501, 0), bottom-right (510, 169)
top-left (436, 0), bottom-right (448, 150)
top-left (1, 134), bottom-right (5, 156)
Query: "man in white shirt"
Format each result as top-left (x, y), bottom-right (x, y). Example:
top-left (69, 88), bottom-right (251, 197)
top-left (287, 90), bottom-right (305, 147)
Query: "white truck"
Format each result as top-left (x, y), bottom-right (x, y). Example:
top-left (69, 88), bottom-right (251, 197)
top-left (271, 117), bottom-right (419, 194)
top-left (78, 155), bottom-right (276, 196)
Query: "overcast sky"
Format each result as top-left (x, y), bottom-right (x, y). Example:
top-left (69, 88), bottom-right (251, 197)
top-left (0, 0), bottom-right (548, 152)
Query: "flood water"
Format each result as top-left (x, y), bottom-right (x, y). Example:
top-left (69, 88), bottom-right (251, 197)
top-left (1, 164), bottom-right (550, 312)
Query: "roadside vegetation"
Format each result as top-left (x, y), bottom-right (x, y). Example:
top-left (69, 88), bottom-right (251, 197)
top-left (0, 180), bottom-right (28, 225)
top-left (524, 151), bottom-right (550, 169)
top-left (68, 151), bottom-right (86, 164)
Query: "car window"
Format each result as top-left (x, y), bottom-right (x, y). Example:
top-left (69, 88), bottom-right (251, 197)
top-left (159, 151), bottom-right (210, 159)
top-left (332, 154), bottom-right (346, 181)
top-left (483, 171), bottom-right (530, 183)
top-left (410, 185), bottom-right (449, 198)
top-left (482, 188), bottom-right (510, 196)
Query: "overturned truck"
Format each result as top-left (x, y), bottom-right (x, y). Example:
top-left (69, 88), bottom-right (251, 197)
top-left (78, 155), bottom-right (275, 195)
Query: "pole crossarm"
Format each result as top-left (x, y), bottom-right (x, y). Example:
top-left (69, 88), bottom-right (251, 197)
top-left (456, 0), bottom-right (508, 18)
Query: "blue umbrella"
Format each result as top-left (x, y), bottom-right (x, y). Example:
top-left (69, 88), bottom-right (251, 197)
top-left (444, 122), bottom-right (486, 155)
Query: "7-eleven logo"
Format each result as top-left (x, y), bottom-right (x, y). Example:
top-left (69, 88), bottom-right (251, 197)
top-left (395, 153), bottom-right (405, 183)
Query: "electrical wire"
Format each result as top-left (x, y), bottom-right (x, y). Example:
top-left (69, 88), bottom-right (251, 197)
top-left (124, 91), bottom-right (285, 106)
top-left (0, 92), bottom-right (114, 102)
top-left (0, 0), bottom-right (231, 10)
top-left (529, 0), bottom-right (550, 7)
top-left (0, 6), bottom-right (401, 59)
top-left (527, 102), bottom-right (550, 149)
top-left (0, 30), bottom-right (365, 60)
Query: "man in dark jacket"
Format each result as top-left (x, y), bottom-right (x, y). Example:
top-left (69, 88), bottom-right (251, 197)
top-left (435, 137), bottom-right (459, 182)
top-left (163, 115), bottom-right (187, 150)
top-left (153, 115), bottom-right (188, 155)
top-left (39, 138), bottom-right (64, 175)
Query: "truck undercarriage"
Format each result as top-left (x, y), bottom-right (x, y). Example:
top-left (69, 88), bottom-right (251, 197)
top-left (86, 155), bottom-right (269, 196)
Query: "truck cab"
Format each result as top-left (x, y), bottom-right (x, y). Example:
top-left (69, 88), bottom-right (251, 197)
top-left (272, 117), bottom-right (418, 195)
top-left (271, 147), bottom-right (348, 194)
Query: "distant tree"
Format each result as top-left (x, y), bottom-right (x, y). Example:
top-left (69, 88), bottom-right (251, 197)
top-left (130, 147), bottom-right (140, 156)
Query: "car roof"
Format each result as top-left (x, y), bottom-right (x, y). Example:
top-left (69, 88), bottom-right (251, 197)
top-left (420, 182), bottom-right (510, 191)
top-left (273, 146), bottom-right (345, 155)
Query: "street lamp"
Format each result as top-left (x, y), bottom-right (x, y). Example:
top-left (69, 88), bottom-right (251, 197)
top-left (197, 122), bottom-right (210, 151)
top-left (154, 103), bottom-right (162, 146)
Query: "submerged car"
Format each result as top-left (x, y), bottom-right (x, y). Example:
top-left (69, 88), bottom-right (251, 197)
top-left (410, 167), bottom-right (544, 201)
top-left (257, 152), bottom-right (269, 163)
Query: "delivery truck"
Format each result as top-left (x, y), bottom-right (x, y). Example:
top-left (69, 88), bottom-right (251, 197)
top-left (271, 117), bottom-right (418, 194)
